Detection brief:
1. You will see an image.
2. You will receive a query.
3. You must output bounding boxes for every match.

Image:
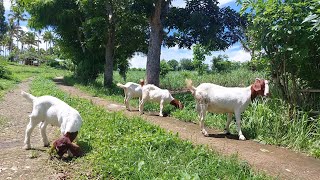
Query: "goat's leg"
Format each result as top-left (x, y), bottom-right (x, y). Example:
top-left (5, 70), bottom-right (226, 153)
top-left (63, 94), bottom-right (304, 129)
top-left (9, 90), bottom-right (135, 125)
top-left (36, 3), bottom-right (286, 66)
top-left (224, 113), bottom-right (233, 134)
top-left (138, 97), bottom-right (141, 111)
top-left (199, 104), bottom-right (208, 136)
top-left (39, 122), bottom-right (50, 147)
top-left (125, 95), bottom-right (131, 111)
top-left (235, 111), bottom-right (246, 140)
top-left (159, 99), bottom-right (164, 117)
top-left (139, 99), bottom-right (144, 115)
top-left (24, 117), bottom-right (37, 149)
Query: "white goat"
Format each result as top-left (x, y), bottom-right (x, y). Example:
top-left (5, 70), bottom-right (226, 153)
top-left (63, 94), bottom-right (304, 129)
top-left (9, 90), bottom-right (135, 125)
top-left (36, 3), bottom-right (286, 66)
top-left (139, 84), bottom-right (184, 117)
top-left (117, 80), bottom-right (144, 111)
top-left (21, 91), bottom-right (82, 156)
top-left (186, 78), bottom-right (269, 140)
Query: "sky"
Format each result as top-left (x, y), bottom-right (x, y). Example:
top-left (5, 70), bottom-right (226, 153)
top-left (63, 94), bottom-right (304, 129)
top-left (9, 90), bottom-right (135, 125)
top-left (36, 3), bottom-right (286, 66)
top-left (2, 0), bottom-right (249, 67)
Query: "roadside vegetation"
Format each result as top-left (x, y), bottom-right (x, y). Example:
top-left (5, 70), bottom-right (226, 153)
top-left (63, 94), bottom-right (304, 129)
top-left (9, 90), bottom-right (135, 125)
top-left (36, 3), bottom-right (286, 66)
top-left (0, 61), bottom-right (69, 99)
top-left (63, 67), bottom-right (320, 158)
top-left (29, 76), bottom-right (270, 179)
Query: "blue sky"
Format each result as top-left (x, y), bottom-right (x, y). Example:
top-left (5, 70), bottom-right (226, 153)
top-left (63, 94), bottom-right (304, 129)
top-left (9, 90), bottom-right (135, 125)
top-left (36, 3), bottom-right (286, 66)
top-left (2, 0), bottom-right (249, 68)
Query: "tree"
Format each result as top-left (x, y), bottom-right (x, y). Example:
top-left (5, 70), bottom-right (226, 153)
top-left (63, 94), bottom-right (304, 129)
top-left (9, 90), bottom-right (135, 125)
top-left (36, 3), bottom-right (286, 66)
top-left (211, 54), bottom-right (231, 72)
top-left (238, 0), bottom-right (320, 103)
top-left (0, 0), bottom-right (7, 42)
top-left (133, 0), bottom-right (244, 86)
top-left (8, 2), bottom-right (27, 51)
top-left (180, 58), bottom-right (194, 71)
top-left (160, 59), bottom-right (172, 77)
top-left (167, 59), bottom-right (179, 71)
top-left (303, 0), bottom-right (320, 31)
top-left (192, 44), bottom-right (210, 75)
top-left (21, 0), bottom-right (147, 86)
top-left (43, 31), bottom-right (54, 52)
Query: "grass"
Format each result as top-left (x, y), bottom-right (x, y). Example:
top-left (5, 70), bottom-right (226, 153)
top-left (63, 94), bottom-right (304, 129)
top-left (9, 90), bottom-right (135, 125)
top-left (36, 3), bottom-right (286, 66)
top-left (0, 62), bottom-right (70, 99)
top-left (64, 69), bottom-right (320, 158)
top-left (29, 76), bottom-right (270, 179)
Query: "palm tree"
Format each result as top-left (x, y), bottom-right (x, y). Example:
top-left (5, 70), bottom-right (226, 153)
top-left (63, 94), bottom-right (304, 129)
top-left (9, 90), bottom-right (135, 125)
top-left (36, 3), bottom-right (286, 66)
top-left (43, 31), bottom-right (54, 53)
top-left (24, 32), bottom-right (36, 49)
top-left (8, 4), bottom-right (27, 51)
top-left (7, 18), bottom-right (20, 55)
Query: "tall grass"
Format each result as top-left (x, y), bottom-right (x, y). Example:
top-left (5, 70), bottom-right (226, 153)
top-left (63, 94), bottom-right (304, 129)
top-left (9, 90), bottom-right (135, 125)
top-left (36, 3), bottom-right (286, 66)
top-left (65, 68), bottom-right (320, 158)
top-left (30, 77), bottom-right (270, 179)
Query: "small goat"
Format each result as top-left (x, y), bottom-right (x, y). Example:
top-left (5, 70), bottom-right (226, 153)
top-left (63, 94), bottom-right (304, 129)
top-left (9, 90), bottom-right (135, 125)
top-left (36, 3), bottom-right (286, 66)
top-left (21, 91), bottom-right (82, 157)
top-left (139, 83), bottom-right (184, 117)
top-left (186, 78), bottom-right (269, 140)
top-left (117, 80), bottom-right (144, 111)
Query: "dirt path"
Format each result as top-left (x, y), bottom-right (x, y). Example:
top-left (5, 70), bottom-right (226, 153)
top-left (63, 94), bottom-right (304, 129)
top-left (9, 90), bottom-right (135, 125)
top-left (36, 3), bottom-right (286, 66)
top-left (0, 79), bottom-right (61, 180)
top-left (54, 77), bottom-right (320, 180)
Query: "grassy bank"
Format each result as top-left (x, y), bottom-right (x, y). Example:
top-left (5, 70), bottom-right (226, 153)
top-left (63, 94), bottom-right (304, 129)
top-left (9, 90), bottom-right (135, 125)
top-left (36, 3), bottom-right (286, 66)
top-left (29, 77), bottom-right (270, 179)
top-left (64, 69), bottom-right (320, 158)
top-left (0, 62), bottom-right (69, 99)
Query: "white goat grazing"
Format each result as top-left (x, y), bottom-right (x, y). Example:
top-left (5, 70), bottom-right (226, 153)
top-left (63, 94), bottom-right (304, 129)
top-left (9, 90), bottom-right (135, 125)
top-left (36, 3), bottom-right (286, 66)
top-left (21, 91), bottom-right (82, 156)
top-left (186, 78), bottom-right (269, 140)
top-left (139, 84), bottom-right (184, 117)
top-left (117, 80), bottom-right (144, 111)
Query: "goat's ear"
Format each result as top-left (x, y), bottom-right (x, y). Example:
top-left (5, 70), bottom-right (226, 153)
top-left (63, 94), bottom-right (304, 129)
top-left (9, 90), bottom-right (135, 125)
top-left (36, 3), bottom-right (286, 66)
top-left (68, 143), bottom-right (83, 157)
top-left (253, 79), bottom-right (262, 91)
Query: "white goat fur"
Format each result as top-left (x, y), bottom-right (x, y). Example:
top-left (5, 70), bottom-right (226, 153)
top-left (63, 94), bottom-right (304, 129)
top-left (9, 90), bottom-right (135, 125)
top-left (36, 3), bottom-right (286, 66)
top-left (186, 79), bottom-right (269, 140)
top-left (139, 84), bottom-right (175, 117)
top-left (117, 82), bottom-right (142, 111)
top-left (21, 91), bottom-right (82, 149)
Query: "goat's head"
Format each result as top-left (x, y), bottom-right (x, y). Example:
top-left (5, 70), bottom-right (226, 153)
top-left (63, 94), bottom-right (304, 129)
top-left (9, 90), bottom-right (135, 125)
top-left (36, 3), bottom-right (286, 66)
top-left (139, 79), bottom-right (145, 87)
top-left (52, 132), bottom-right (82, 157)
top-left (170, 99), bottom-right (184, 109)
top-left (251, 78), bottom-right (270, 100)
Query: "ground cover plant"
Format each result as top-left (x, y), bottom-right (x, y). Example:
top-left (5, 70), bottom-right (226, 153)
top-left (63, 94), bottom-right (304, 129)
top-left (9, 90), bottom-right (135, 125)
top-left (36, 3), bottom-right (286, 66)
top-left (65, 69), bottom-right (320, 158)
top-left (29, 76), bottom-right (270, 179)
top-left (0, 62), bottom-right (69, 99)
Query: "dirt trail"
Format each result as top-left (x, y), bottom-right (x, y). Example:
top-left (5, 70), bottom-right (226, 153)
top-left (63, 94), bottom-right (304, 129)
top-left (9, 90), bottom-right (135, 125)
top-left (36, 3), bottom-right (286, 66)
top-left (54, 77), bottom-right (320, 180)
top-left (0, 79), bottom-right (61, 180)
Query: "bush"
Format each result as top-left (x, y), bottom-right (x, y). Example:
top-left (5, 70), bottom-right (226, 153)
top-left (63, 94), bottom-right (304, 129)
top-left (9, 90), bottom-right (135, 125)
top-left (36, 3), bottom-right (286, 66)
top-left (0, 61), bottom-right (12, 79)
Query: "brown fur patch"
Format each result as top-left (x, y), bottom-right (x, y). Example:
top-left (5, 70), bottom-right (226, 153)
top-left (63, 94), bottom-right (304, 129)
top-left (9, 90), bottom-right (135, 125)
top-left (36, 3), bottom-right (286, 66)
top-left (251, 79), bottom-right (266, 101)
top-left (170, 99), bottom-right (184, 109)
top-left (53, 132), bottom-right (82, 157)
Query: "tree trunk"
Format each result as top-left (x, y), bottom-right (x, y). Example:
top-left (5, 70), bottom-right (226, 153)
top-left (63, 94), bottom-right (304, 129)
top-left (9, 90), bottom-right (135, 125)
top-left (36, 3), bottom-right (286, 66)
top-left (146, 0), bottom-right (163, 86)
top-left (104, 2), bottom-right (116, 88)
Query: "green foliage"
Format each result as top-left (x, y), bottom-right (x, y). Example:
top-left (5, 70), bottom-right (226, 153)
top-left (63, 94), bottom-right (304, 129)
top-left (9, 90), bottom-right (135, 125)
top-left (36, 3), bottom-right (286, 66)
top-left (180, 58), bottom-right (194, 71)
top-left (29, 76), bottom-right (269, 179)
top-left (192, 44), bottom-right (210, 75)
top-left (165, 0), bottom-right (245, 51)
top-left (303, 0), bottom-right (320, 31)
top-left (160, 60), bottom-right (172, 77)
top-left (167, 59), bottom-right (179, 71)
top-left (0, 60), bottom-right (12, 80)
top-left (211, 54), bottom-right (233, 72)
top-left (0, 0), bottom-right (7, 40)
top-left (238, 0), bottom-right (320, 103)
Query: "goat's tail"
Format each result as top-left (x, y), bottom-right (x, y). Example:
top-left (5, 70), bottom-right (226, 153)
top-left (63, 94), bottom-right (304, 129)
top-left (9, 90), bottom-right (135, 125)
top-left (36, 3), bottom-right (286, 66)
top-left (116, 83), bottom-right (126, 89)
top-left (185, 79), bottom-right (196, 95)
top-left (139, 79), bottom-right (145, 87)
top-left (21, 91), bottom-right (36, 103)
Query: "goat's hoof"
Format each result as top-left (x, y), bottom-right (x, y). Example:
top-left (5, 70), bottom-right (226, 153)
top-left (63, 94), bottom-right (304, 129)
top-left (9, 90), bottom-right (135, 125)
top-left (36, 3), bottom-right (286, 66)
top-left (44, 143), bottom-right (50, 147)
top-left (223, 130), bottom-right (230, 135)
top-left (201, 130), bottom-right (209, 137)
top-left (23, 144), bottom-right (31, 150)
top-left (159, 114), bottom-right (164, 117)
top-left (239, 135), bottom-right (246, 141)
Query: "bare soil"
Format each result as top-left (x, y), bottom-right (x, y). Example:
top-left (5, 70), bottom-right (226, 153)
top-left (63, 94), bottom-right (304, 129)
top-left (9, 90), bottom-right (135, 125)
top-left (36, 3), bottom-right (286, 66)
top-left (1, 78), bottom-right (320, 180)
top-left (0, 79), bottom-right (65, 180)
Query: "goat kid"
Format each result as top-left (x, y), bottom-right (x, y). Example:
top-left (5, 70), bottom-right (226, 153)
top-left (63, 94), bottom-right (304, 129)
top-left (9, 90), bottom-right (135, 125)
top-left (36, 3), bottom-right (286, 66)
top-left (139, 84), bottom-right (184, 117)
top-left (186, 78), bottom-right (269, 140)
top-left (117, 80), bottom-right (144, 111)
top-left (21, 91), bottom-right (82, 157)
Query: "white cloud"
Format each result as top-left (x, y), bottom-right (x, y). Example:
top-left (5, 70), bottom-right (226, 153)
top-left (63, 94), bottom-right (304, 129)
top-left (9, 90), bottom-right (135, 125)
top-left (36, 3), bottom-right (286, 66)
top-left (130, 43), bottom-right (251, 68)
top-left (171, 0), bottom-right (235, 8)
top-left (218, 0), bottom-right (235, 6)
top-left (3, 0), bottom-right (11, 11)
